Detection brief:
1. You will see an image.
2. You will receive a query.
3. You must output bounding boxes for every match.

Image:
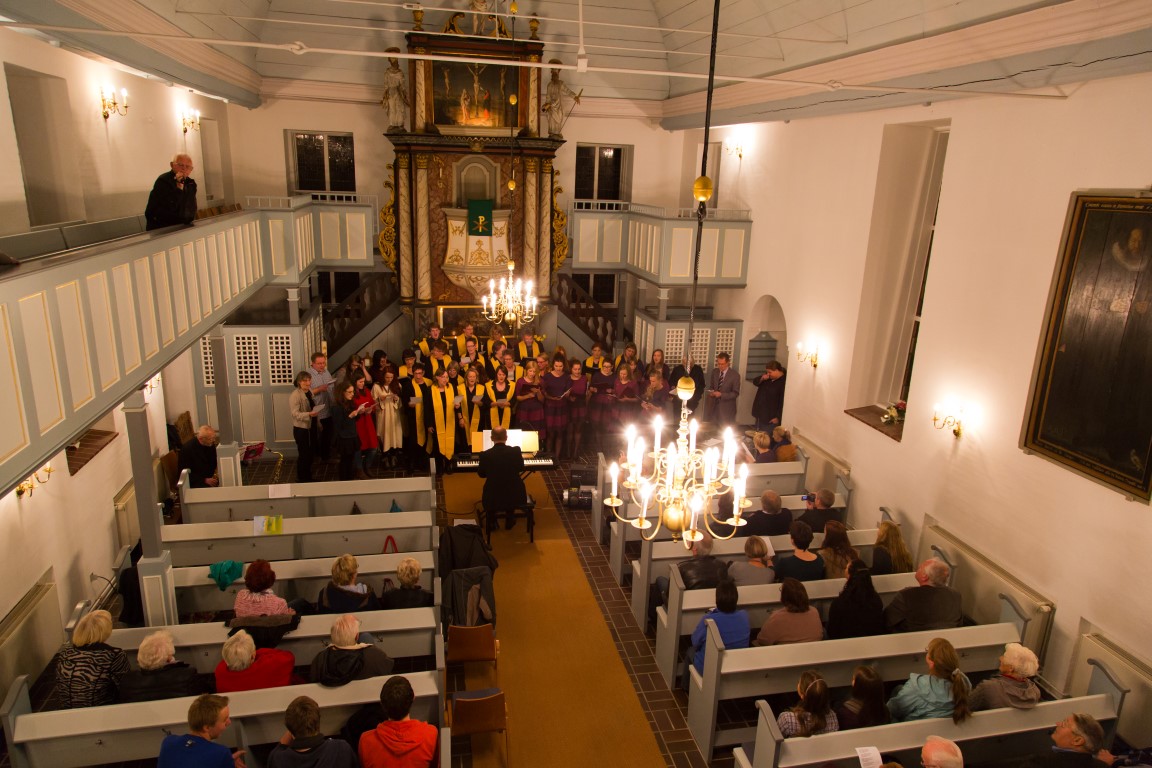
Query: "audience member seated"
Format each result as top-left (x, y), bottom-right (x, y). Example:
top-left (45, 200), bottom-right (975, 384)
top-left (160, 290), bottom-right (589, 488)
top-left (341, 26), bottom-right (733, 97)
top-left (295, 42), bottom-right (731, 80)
top-left (54, 609), bottom-right (129, 708)
top-left (753, 578), bottom-right (823, 646)
top-left (649, 533), bottom-right (727, 627)
top-left (234, 559), bottom-right (295, 617)
top-left (773, 521), bottom-right (826, 582)
top-left (310, 614), bottom-right (395, 687)
top-left (739, 490), bottom-right (793, 537)
top-left (726, 536), bottom-right (776, 586)
top-left (826, 559), bottom-right (886, 639)
top-left (819, 520), bottom-right (859, 579)
top-left (179, 425), bottom-right (220, 488)
top-left (358, 676), bottom-right (439, 768)
top-left (751, 431), bottom-right (774, 463)
top-left (970, 642), bottom-right (1041, 712)
top-left (688, 580), bottom-right (750, 676)
top-left (921, 736), bottom-right (964, 768)
top-left (119, 630), bottom-right (207, 703)
top-left (316, 554), bottom-right (382, 614)
top-left (157, 693), bottom-right (246, 768)
top-left (379, 557), bottom-right (435, 610)
top-left (797, 488), bottom-right (843, 531)
top-left (215, 630), bottom-right (295, 693)
top-left (887, 637), bottom-right (971, 724)
top-left (771, 426), bottom-right (798, 462)
top-left (267, 695), bottom-right (359, 768)
top-left (834, 665), bottom-right (890, 730)
top-left (777, 669), bottom-right (838, 737)
top-left (871, 519), bottom-right (915, 575)
top-left (884, 558), bottom-right (963, 632)
top-left (1017, 713), bottom-right (1114, 768)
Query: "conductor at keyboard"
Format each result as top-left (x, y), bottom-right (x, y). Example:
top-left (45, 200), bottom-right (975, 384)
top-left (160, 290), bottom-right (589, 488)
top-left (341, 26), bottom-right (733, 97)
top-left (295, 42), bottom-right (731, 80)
top-left (478, 428), bottom-right (528, 531)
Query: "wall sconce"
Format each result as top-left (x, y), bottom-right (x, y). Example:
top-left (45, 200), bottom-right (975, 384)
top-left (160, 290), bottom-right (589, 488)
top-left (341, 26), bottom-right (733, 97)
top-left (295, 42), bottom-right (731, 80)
top-left (181, 108), bottom-right (201, 133)
top-left (16, 464), bottom-right (54, 498)
top-left (100, 85), bottom-right (128, 120)
top-left (724, 139), bottom-right (744, 159)
top-left (933, 404), bottom-right (963, 438)
top-left (795, 342), bottom-right (818, 368)
top-left (145, 374), bottom-right (162, 394)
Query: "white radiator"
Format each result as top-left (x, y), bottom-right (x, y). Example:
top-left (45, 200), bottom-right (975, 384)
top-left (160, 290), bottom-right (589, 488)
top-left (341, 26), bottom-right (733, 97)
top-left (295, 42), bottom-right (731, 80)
top-left (0, 580), bottom-right (62, 701)
top-left (1068, 632), bottom-right (1152, 748)
top-left (113, 457), bottom-right (167, 549)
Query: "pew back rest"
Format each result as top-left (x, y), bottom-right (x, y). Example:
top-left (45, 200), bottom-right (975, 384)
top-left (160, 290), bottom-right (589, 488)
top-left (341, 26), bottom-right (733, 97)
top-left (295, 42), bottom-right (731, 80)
top-left (3, 671), bottom-right (442, 768)
top-left (742, 451), bottom-right (808, 496)
top-left (109, 606), bottom-right (440, 673)
top-left (0, 229), bottom-right (68, 260)
top-left (162, 510), bottom-right (437, 566)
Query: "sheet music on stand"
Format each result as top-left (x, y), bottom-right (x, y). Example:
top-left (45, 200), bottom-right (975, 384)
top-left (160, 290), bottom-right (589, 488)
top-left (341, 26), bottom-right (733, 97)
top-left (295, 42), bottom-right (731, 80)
top-left (470, 430), bottom-right (540, 456)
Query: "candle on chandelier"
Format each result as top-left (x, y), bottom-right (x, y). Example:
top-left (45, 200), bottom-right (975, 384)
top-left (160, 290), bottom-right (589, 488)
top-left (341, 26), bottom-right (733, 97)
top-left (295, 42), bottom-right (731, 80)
top-left (689, 419), bottom-right (698, 453)
top-left (609, 462), bottom-right (619, 499)
top-left (639, 481), bottom-right (652, 522)
top-left (653, 415), bottom-right (663, 453)
top-left (665, 444), bottom-right (676, 491)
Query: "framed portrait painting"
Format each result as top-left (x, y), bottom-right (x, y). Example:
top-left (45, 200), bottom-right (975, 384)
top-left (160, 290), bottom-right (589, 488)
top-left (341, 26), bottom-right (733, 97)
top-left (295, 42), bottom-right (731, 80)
top-left (1025, 192), bottom-right (1152, 500)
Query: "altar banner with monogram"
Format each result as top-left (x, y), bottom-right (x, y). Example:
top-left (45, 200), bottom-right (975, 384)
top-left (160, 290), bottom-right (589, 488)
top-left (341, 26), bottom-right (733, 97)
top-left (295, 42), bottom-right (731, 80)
top-left (444, 206), bottom-right (511, 297)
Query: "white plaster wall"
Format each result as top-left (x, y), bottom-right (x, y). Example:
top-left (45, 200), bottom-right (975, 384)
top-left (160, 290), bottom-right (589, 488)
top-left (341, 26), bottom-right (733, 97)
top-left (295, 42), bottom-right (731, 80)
top-left (712, 73), bottom-right (1152, 688)
top-left (0, 28), bottom-right (231, 234)
top-left (556, 113), bottom-right (682, 209)
top-left (0, 390), bottom-right (168, 625)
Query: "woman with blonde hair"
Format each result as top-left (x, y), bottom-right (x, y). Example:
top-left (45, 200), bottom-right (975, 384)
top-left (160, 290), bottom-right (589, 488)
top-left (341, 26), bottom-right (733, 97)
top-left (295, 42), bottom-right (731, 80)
top-left (55, 609), bottom-right (129, 707)
top-left (820, 520), bottom-right (860, 579)
top-left (887, 637), bottom-right (972, 723)
top-left (380, 557), bottom-right (435, 610)
top-left (872, 519), bottom-right (915, 575)
top-left (777, 669), bottom-right (838, 737)
top-left (316, 554), bottom-right (381, 613)
top-left (771, 426), bottom-right (798, 462)
top-left (727, 536), bottom-right (776, 586)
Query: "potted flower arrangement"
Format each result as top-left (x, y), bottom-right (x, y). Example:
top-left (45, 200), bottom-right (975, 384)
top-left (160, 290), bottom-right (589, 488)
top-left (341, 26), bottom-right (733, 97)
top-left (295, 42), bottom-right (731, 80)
top-left (881, 400), bottom-right (907, 425)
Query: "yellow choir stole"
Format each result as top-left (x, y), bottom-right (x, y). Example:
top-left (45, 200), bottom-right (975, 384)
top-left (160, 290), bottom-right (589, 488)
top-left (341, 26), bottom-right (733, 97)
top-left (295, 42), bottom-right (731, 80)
top-left (486, 381), bottom-right (516, 430)
top-left (428, 385), bottom-right (455, 457)
top-left (517, 340), bottom-right (541, 361)
top-left (413, 383), bottom-right (426, 447)
top-left (458, 383), bottom-right (483, 434)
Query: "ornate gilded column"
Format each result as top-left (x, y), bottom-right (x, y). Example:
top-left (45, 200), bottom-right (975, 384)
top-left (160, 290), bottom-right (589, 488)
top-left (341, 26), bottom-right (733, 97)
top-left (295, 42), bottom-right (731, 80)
top-left (523, 157), bottom-right (539, 286)
top-left (415, 153), bottom-right (432, 303)
top-left (398, 155), bottom-right (414, 302)
top-left (528, 55), bottom-right (541, 137)
top-left (538, 159), bottom-right (553, 292)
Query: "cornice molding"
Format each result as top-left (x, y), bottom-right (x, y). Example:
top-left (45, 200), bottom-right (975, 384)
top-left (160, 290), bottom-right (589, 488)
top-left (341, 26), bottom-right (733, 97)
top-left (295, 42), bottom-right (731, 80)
top-left (57, 0), bottom-right (261, 93)
top-left (261, 78), bottom-right (380, 104)
top-left (663, 0), bottom-right (1152, 118)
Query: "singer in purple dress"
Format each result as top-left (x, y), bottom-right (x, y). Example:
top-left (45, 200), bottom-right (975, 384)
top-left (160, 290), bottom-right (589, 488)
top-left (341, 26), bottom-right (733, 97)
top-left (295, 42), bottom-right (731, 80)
top-left (614, 364), bottom-right (642, 432)
top-left (566, 358), bottom-right (590, 458)
top-left (542, 356), bottom-right (572, 457)
top-left (588, 359), bottom-right (617, 452)
top-left (515, 360), bottom-right (546, 437)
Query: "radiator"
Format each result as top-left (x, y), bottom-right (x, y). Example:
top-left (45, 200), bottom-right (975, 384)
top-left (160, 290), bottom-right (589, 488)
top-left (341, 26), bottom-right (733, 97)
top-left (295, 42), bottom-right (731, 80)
top-left (919, 521), bottom-right (1055, 665)
top-left (1068, 632), bottom-right (1152, 747)
top-left (791, 426), bottom-right (851, 490)
top-left (0, 580), bottom-right (62, 702)
top-left (113, 458), bottom-right (167, 550)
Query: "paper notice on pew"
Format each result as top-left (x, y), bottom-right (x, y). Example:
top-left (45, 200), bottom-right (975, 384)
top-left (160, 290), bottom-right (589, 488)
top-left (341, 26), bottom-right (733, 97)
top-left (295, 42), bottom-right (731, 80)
top-left (268, 484), bottom-right (291, 499)
top-left (253, 515), bottom-right (284, 535)
top-left (855, 747), bottom-right (882, 768)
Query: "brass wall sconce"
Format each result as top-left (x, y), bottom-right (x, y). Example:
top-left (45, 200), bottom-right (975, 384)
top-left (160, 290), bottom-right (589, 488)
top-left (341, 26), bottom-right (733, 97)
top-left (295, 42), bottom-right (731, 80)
top-left (145, 374), bottom-right (162, 394)
top-left (724, 139), bottom-right (744, 159)
top-left (933, 405), bottom-right (963, 438)
top-left (180, 108), bottom-right (201, 133)
top-left (100, 86), bottom-right (128, 120)
top-left (16, 464), bottom-right (54, 498)
top-left (795, 342), bottom-right (818, 368)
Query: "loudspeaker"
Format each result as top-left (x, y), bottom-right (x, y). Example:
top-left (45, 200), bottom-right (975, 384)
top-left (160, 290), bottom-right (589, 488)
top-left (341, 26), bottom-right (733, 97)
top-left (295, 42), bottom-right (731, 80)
top-left (569, 463), bottom-right (595, 486)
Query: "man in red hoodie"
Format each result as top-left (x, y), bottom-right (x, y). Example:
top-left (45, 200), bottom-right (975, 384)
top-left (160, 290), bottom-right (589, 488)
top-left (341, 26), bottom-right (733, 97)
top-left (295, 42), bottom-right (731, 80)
top-left (359, 676), bottom-right (438, 768)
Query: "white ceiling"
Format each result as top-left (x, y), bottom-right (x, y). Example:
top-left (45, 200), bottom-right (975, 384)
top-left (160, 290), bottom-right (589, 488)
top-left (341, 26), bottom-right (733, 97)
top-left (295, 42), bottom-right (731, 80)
top-left (4, 0), bottom-right (1152, 126)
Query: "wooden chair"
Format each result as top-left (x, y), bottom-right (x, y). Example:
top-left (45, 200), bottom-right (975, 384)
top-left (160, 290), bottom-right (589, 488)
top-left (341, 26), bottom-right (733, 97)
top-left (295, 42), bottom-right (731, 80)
top-left (446, 623), bottom-right (499, 685)
top-left (448, 688), bottom-right (510, 767)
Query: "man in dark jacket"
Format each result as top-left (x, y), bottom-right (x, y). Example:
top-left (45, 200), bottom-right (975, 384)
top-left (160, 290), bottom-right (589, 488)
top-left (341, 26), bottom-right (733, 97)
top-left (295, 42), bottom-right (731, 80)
top-left (478, 427), bottom-right (527, 530)
top-left (145, 154), bottom-right (198, 230)
top-left (179, 425), bottom-right (219, 488)
top-left (740, 490), bottom-right (793, 537)
top-left (309, 615), bottom-right (393, 687)
top-left (1016, 713), bottom-right (1114, 768)
top-left (649, 534), bottom-right (727, 628)
top-left (884, 558), bottom-right (964, 632)
top-left (751, 360), bottom-right (786, 431)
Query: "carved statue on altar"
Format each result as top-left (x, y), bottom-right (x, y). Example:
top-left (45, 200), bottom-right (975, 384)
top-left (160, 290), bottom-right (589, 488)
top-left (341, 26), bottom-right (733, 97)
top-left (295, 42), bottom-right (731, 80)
top-left (381, 48), bottom-right (409, 131)
top-left (542, 60), bottom-right (580, 138)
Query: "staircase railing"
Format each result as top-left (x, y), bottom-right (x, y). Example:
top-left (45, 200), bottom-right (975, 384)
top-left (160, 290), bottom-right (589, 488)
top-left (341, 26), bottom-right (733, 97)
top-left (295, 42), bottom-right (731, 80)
top-left (322, 272), bottom-right (398, 352)
top-left (551, 272), bottom-right (616, 351)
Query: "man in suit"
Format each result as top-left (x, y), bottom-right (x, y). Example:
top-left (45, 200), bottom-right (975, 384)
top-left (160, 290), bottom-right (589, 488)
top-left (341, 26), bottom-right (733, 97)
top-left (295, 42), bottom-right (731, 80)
top-left (705, 352), bottom-right (741, 427)
top-left (478, 427), bottom-right (528, 531)
top-left (884, 558), bottom-right (964, 632)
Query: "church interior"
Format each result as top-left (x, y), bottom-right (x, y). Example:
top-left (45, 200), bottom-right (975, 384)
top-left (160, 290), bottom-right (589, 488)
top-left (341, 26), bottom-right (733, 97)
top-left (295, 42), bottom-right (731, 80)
top-left (0, 0), bottom-right (1150, 766)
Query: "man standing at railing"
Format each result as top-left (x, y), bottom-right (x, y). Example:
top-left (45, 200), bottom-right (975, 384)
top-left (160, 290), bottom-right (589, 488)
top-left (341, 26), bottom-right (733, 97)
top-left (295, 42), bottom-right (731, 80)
top-left (145, 153), bottom-right (198, 231)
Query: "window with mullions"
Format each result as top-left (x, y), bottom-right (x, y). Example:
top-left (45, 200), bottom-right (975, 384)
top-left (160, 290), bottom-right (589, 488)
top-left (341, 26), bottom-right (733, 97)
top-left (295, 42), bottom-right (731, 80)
top-left (574, 144), bottom-right (631, 201)
top-left (288, 131), bottom-right (356, 193)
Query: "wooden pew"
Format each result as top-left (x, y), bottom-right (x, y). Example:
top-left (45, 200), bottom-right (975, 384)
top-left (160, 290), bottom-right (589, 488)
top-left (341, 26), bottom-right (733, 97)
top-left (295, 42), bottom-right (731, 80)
top-left (629, 528), bottom-right (880, 630)
top-left (732, 658), bottom-right (1128, 768)
top-left (162, 510), bottom-right (437, 567)
top-left (607, 490), bottom-right (850, 586)
top-left (689, 617), bottom-right (1025, 760)
top-left (173, 551), bottom-right (437, 614)
top-left (655, 567), bottom-right (917, 688)
top-left (1, 669), bottom-right (449, 768)
top-left (109, 606), bottom-right (441, 674)
top-left (178, 472), bottom-right (436, 524)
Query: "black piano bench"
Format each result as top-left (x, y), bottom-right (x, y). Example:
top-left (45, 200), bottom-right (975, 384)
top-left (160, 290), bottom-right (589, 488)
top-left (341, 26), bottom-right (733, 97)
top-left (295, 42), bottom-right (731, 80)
top-left (483, 494), bottom-right (536, 545)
